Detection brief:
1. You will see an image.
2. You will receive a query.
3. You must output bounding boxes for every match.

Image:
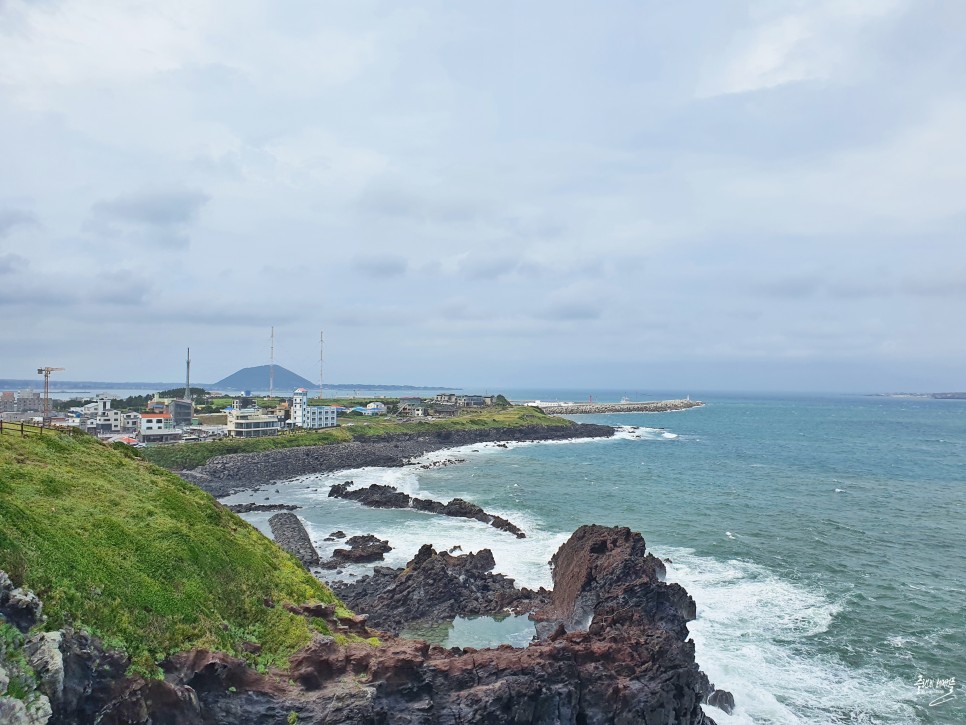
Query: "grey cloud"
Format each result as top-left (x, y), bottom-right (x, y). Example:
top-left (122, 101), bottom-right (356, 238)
top-left (538, 301), bottom-right (603, 321)
top-left (438, 298), bottom-right (490, 321)
top-left (0, 253), bottom-right (29, 274)
top-left (331, 307), bottom-right (409, 327)
top-left (355, 184), bottom-right (486, 226)
top-left (752, 275), bottom-right (824, 299)
top-left (901, 273), bottom-right (966, 297)
top-left (0, 209), bottom-right (39, 238)
top-left (461, 255), bottom-right (519, 281)
top-left (352, 255), bottom-right (408, 277)
top-left (141, 305), bottom-right (297, 327)
top-left (90, 190), bottom-right (210, 227)
top-left (0, 283), bottom-right (75, 307)
top-left (84, 190), bottom-right (210, 250)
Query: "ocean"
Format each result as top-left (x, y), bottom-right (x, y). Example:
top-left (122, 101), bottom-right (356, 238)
top-left (223, 393), bottom-right (966, 724)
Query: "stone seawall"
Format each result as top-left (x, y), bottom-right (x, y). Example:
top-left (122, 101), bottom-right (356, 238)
top-left (181, 422), bottom-right (616, 497)
top-left (538, 399), bottom-right (703, 415)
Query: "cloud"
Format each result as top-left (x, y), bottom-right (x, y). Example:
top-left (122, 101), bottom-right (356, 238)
top-left (355, 183), bottom-right (489, 226)
top-left (84, 189), bottom-right (210, 248)
top-left (90, 190), bottom-right (209, 227)
top-left (0, 209), bottom-right (38, 238)
top-left (0, 253), bottom-right (29, 274)
top-left (698, 0), bottom-right (908, 97)
top-left (460, 255), bottom-right (519, 281)
top-left (538, 301), bottom-right (603, 322)
top-left (351, 255), bottom-right (408, 277)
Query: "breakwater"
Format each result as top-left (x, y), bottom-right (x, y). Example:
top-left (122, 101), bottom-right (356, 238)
top-left (536, 399), bottom-right (703, 415)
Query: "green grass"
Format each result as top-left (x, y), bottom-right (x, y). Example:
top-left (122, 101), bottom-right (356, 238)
top-left (142, 406), bottom-right (573, 470)
top-left (0, 432), bottom-right (351, 673)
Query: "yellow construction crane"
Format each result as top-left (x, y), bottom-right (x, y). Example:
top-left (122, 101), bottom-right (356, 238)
top-left (37, 366), bottom-right (65, 421)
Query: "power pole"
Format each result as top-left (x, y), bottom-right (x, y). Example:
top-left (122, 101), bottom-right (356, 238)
top-left (37, 366), bottom-right (65, 421)
top-left (319, 330), bottom-right (324, 402)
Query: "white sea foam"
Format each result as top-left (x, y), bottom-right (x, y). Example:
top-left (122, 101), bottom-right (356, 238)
top-left (656, 547), bottom-right (917, 723)
top-left (304, 465), bottom-right (425, 496)
top-left (612, 425), bottom-right (680, 441)
top-left (307, 504), bottom-right (565, 590)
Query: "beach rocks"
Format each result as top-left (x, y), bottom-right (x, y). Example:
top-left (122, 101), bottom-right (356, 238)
top-left (329, 482), bottom-right (528, 538)
top-left (332, 545), bottom-right (545, 634)
top-left (267, 513), bottom-right (320, 567)
top-left (706, 688), bottom-right (736, 715)
top-left (320, 535), bottom-right (392, 568)
top-left (534, 524), bottom-right (696, 641)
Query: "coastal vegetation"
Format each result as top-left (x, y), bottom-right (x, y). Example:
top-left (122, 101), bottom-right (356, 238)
top-left (0, 431), bottom-right (350, 674)
top-left (142, 405), bottom-right (571, 471)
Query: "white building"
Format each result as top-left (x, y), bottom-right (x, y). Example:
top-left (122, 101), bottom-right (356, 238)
top-left (365, 401), bottom-right (387, 414)
top-left (138, 412), bottom-right (183, 444)
top-left (226, 408), bottom-right (281, 438)
top-left (291, 389), bottom-right (338, 429)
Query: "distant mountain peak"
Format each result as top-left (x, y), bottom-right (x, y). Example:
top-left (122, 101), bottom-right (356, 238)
top-left (213, 365), bottom-right (315, 392)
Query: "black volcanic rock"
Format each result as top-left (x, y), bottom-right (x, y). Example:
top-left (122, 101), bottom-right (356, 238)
top-left (332, 545), bottom-right (543, 634)
top-left (329, 482), bottom-right (527, 538)
top-left (267, 513), bottom-right (319, 567)
top-left (320, 534), bottom-right (392, 568)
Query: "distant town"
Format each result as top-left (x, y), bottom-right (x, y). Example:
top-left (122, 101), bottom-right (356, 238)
top-left (0, 383), bottom-right (506, 447)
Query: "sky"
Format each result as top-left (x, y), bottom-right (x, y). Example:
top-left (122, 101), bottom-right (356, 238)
top-left (1, 0), bottom-right (964, 392)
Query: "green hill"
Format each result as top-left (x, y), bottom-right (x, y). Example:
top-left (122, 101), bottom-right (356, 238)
top-left (0, 430), bottom-right (350, 674)
top-left (213, 365), bottom-right (315, 392)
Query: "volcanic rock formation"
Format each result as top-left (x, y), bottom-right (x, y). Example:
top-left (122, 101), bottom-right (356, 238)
top-left (1, 525), bottom-right (733, 723)
top-left (329, 481), bottom-right (527, 538)
top-left (332, 544), bottom-right (544, 633)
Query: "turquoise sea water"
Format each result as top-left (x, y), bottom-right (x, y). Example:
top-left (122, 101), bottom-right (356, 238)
top-left (228, 394), bottom-right (966, 724)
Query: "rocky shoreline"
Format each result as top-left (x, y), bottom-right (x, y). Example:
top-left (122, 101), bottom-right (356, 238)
top-left (180, 422), bottom-right (616, 497)
top-left (2, 525), bottom-right (732, 723)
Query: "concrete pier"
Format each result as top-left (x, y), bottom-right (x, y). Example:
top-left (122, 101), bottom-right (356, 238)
top-left (533, 399), bottom-right (703, 415)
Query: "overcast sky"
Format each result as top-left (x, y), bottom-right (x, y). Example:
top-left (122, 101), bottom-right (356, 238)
top-left (2, 1), bottom-right (964, 392)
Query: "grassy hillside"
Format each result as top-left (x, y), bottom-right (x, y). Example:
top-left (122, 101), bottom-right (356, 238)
top-left (0, 431), bottom-right (353, 674)
top-left (143, 405), bottom-right (572, 471)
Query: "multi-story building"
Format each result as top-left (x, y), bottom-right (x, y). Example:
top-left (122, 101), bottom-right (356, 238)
top-left (226, 408), bottom-right (281, 438)
top-left (138, 412), bottom-right (183, 444)
top-left (166, 399), bottom-right (194, 428)
top-left (290, 389), bottom-right (338, 429)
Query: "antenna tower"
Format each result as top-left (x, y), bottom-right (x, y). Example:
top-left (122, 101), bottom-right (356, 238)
top-left (184, 347), bottom-right (191, 401)
top-left (269, 326), bottom-right (275, 399)
top-left (319, 330), bottom-right (324, 401)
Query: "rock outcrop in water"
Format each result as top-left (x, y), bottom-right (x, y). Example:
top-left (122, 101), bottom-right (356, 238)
top-left (320, 534), bottom-right (392, 569)
top-left (180, 423), bottom-right (616, 497)
top-left (329, 481), bottom-right (527, 538)
top-left (332, 544), bottom-right (545, 633)
top-left (1, 525), bottom-right (731, 723)
top-left (267, 512), bottom-right (320, 567)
